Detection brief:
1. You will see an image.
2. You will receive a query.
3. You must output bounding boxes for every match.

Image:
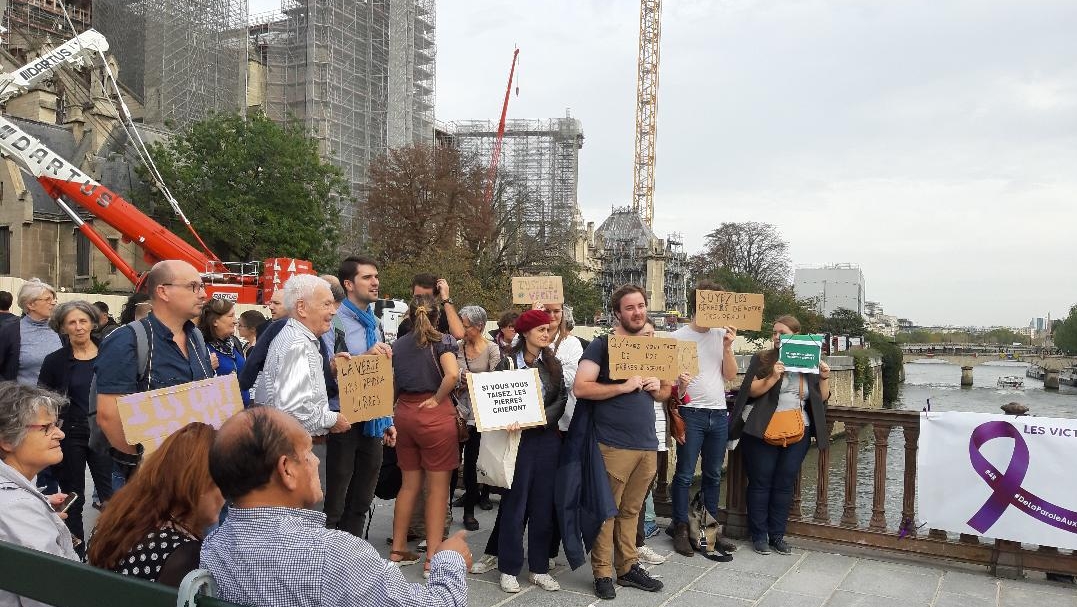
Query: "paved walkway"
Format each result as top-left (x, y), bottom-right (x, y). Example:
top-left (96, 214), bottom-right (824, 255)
top-left (366, 496), bottom-right (1077, 607)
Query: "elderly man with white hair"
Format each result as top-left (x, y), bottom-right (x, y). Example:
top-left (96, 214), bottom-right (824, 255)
top-left (252, 274), bottom-right (350, 437)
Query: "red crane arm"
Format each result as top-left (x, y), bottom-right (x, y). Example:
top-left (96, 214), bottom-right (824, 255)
top-left (483, 48), bottom-right (519, 205)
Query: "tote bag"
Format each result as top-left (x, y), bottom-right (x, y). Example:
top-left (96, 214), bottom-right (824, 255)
top-left (476, 428), bottom-right (521, 489)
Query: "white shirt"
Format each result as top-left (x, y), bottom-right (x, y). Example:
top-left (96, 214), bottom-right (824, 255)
top-left (671, 325), bottom-right (728, 410)
top-left (253, 318), bottom-right (339, 435)
top-left (552, 334), bottom-right (584, 431)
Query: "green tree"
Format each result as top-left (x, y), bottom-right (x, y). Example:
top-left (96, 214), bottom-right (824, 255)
top-left (698, 268), bottom-right (822, 340)
top-left (136, 112), bottom-right (347, 270)
top-left (823, 308), bottom-right (866, 336)
top-left (867, 331), bottom-right (903, 406)
top-left (1055, 305), bottom-right (1077, 355)
top-left (690, 222), bottom-right (792, 291)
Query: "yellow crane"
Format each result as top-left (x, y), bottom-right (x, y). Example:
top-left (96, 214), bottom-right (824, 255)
top-left (632, 0), bottom-right (662, 228)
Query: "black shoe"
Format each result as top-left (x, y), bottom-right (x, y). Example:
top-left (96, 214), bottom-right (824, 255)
top-left (752, 539), bottom-right (772, 555)
top-left (593, 577), bottom-right (617, 600)
top-left (672, 522), bottom-right (694, 557)
top-left (769, 538), bottom-right (792, 555)
top-left (616, 564), bottom-right (664, 592)
top-left (463, 515), bottom-right (479, 531)
top-left (478, 496), bottom-right (494, 510)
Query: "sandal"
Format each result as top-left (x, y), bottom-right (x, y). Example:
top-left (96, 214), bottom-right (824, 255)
top-left (389, 550), bottom-right (421, 566)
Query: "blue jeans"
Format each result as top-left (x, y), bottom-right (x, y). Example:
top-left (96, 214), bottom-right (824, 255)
top-left (671, 407), bottom-right (728, 524)
top-left (740, 433), bottom-right (811, 542)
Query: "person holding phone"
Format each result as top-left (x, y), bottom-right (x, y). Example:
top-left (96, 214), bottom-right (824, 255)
top-left (0, 383), bottom-right (79, 604)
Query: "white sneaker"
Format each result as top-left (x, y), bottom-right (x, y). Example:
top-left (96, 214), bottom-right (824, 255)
top-left (528, 572), bottom-right (561, 591)
top-left (500, 573), bottom-right (521, 593)
top-left (470, 554), bottom-right (497, 574)
top-left (637, 545), bottom-right (668, 565)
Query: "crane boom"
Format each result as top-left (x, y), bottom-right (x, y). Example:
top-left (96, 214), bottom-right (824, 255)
top-left (484, 48), bottom-right (519, 205)
top-left (632, 0), bottom-right (662, 228)
top-left (0, 29), bottom-right (109, 101)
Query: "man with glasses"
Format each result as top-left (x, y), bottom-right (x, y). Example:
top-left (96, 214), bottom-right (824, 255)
top-left (96, 260), bottom-right (215, 487)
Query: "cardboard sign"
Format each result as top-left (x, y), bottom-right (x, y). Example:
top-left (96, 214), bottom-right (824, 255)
top-left (468, 368), bottom-right (546, 432)
top-left (696, 290), bottom-right (765, 331)
top-left (336, 355), bottom-right (395, 423)
top-left (117, 375), bottom-right (243, 454)
top-left (677, 341), bottom-right (700, 376)
top-left (608, 335), bottom-right (679, 381)
top-left (512, 276), bottom-right (564, 305)
top-left (779, 334), bottom-right (825, 373)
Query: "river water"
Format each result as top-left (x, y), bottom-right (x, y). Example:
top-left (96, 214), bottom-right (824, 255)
top-left (792, 361), bottom-right (1077, 530)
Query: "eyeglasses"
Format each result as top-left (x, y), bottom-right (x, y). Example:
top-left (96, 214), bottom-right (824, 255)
top-left (163, 282), bottom-right (207, 293)
top-left (34, 296), bottom-right (57, 304)
top-left (26, 420), bottom-right (63, 435)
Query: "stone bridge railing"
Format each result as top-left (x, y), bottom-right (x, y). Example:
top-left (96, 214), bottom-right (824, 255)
top-left (717, 406), bottom-right (1077, 578)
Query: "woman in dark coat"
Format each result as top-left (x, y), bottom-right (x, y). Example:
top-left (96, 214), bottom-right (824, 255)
top-left (729, 314), bottom-right (830, 556)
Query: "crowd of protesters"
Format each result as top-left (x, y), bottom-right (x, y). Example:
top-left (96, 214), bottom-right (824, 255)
top-left (0, 257), bottom-right (831, 606)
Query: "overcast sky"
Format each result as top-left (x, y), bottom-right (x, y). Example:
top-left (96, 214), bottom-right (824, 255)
top-left (249, 0), bottom-right (1076, 327)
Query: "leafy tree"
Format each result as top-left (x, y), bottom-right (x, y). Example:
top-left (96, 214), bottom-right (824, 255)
top-left (690, 222), bottom-right (792, 290)
top-left (135, 112), bottom-right (347, 270)
top-left (823, 307), bottom-right (866, 337)
top-left (551, 261), bottom-right (603, 325)
top-left (1055, 305), bottom-right (1077, 355)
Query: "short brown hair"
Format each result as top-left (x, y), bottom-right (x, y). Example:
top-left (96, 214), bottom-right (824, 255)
top-left (198, 297), bottom-right (235, 342)
top-left (689, 279), bottom-right (724, 316)
top-left (610, 284), bottom-right (647, 314)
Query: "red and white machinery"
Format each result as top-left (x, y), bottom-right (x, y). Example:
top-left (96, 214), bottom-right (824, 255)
top-left (0, 29), bottom-right (313, 303)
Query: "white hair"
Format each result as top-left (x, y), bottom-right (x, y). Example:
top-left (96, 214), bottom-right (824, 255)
top-left (282, 274), bottom-right (330, 312)
top-left (17, 278), bottom-right (56, 309)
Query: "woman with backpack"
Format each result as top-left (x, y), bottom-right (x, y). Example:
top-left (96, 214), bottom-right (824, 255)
top-left (198, 299), bottom-right (248, 405)
top-left (728, 315), bottom-right (830, 556)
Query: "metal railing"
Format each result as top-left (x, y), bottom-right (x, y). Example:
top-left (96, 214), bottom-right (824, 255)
top-left (0, 540), bottom-right (241, 607)
top-left (719, 406), bottom-right (1077, 578)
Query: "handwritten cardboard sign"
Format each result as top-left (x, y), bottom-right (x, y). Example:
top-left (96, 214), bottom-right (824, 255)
top-left (512, 276), bottom-right (564, 305)
top-left (608, 335), bottom-right (679, 381)
top-left (336, 355), bottom-right (395, 423)
top-left (468, 368), bottom-right (546, 432)
top-left (677, 341), bottom-right (700, 376)
top-left (696, 290), bottom-right (765, 331)
top-left (117, 375), bottom-right (243, 454)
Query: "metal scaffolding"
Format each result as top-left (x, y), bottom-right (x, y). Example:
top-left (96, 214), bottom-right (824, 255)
top-left (3, 0), bottom-right (92, 40)
top-left (91, 0), bottom-right (248, 128)
top-left (591, 207), bottom-right (688, 315)
top-left (449, 114), bottom-right (584, 254)
top-left (251, 0), bottom-right (435, 224)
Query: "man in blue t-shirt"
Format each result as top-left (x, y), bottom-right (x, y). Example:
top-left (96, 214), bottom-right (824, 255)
top-left (574, 284), bottom-right (671, 600)
top-left (95, 260), bottom-right (215, 487)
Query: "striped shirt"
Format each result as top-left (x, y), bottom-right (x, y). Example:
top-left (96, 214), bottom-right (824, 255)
top-left (201, 507), bottom-right (468, 607)
top-left (252, 318), bottom-right (338, 435)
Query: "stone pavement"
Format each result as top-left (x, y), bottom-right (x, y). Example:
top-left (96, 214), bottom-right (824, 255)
top-left (366, 495), bottom-right (1077, 607)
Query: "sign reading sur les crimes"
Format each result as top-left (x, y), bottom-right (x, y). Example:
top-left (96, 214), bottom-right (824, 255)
top-left (608, 335), bottom-right (679, 381)
top-left (117, 375), bottom-right (243, 454)
top-left (336, 355), bottom-right (395, 423)
top-left (512, 276), bottom-right (564, 305)
top-left (468, 368), bottom-right (546, 432)
top-left (696, 290), bottom-right (765, 331)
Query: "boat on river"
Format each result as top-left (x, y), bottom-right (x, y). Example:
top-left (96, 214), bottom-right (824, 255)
top-left (997, 376), bottom-right (1024, 389)
top-left (1061, 366), bottom-right (1077, 387)
top-left (1026, 364), bottom-right (1046, 380)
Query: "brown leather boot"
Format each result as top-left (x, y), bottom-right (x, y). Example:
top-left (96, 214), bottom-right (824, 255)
top-left (673, 522), bottom-right (694, 557)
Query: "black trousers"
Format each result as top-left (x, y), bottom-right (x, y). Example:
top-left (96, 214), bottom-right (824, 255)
top-left (324, 426), bottom-right (384, 537)
top-left (55, 417), bottom-right (114, 541)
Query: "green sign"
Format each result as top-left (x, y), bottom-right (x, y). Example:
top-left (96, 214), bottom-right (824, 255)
top-left (778, 334), bottom-right (824, 373)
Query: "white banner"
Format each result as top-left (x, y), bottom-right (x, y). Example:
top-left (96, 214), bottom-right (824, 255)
top-left (918, 411), bottom-right (1077, 550)
top-left (467, 368), bottom-right (546, 432)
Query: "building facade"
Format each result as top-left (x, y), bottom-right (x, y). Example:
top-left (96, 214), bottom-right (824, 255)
top-left (794, 263), bottom-right (866, 317)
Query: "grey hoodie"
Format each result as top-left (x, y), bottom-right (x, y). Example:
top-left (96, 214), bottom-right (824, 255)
top-left (0, 458), bottom-right (78, 607)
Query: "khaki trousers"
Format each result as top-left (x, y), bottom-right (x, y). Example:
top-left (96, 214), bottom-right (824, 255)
top-left (591, 443), bottom-right (657, 578)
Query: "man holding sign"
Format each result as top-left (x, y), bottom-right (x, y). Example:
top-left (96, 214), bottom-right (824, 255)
top-left (668, 280), bottom-right (740, 557)
top-left (574, 285), bottom-right (670, 600)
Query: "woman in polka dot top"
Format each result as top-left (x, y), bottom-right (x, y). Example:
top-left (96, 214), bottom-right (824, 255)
top-left (87, 423), bottom-right (224, 586)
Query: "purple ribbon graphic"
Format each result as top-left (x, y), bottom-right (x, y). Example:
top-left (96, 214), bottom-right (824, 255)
top-left (967, 421), bottom-right (1077, 535)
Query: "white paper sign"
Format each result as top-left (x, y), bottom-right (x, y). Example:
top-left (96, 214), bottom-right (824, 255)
top-left (918, 411), bottom-right (1077, 550)
top-left (467, 368), bottom-right (546, 432)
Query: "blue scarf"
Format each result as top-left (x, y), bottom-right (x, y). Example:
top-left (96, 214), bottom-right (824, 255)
top-left (342, 298), bottom-right (392, 438)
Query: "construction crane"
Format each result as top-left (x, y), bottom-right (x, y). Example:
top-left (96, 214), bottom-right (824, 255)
top-left (632, 0), bottom-right (662, 228)
top-left (484, 48), bottom-right (519, 205)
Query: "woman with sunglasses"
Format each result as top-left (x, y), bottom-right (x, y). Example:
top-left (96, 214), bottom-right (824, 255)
top-left (0, 383), bottom-right (78, 603)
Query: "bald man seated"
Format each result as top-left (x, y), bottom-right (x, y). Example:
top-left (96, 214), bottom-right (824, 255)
top-left (201, 407), bottom-right (471, 607)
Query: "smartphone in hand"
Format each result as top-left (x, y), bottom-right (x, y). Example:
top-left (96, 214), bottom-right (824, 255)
top-left (58, 492), bottom-right (79, 514)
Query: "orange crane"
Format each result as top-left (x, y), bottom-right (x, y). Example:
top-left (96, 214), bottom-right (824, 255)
top-left (484, 48), bottom-right (520, 205)
top-left (632, 0), bottom-right (662, 228)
